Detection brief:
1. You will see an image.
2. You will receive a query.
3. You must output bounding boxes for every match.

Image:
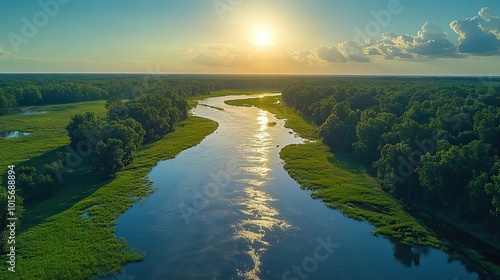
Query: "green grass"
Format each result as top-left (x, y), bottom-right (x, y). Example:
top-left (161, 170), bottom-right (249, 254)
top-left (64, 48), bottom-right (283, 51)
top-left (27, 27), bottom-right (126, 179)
top-left (0, 102), bottom-right (112, 231)
top-left (0, 101), bottom-right (108, 175)
top-left (281, 142), bottom-right (439, 246)
top-left (196, 89), bottom-right (280, 100)
top-left (0, 102), bottom-right (218, 279)
top-left (226, 96), bottom-right (440, 246)
top-left (19, 152), bottom-right (110, 230)
top-left (187, 89), bottom-right (280, 109)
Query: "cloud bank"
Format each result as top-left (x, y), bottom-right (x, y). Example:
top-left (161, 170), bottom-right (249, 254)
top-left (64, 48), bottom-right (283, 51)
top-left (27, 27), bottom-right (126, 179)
top-left (190, 7), bottom-right (500, 67)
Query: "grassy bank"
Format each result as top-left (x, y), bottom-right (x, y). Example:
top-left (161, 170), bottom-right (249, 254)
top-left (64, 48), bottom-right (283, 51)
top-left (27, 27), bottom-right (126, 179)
top-left (187, 89), bottom-right (280, 108)
top-left (226, 96), bottom-right (439, 246)
top-left (227, 95), bottom-right (500, 278)
top-left (0, 101), bottom-right (218, 279)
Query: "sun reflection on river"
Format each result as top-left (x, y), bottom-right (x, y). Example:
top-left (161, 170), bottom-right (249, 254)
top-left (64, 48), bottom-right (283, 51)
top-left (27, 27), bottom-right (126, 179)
top-left (257, 111), bottom-right (269, 131)
top-left (235, 109), bottom-right (291, 279)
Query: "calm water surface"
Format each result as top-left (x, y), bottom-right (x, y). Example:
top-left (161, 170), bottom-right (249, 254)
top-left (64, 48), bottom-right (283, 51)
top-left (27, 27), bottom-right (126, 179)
top-left (112, 94), bottom-right (478, 280)
top-left (0, 131), bottom-right (30, 138)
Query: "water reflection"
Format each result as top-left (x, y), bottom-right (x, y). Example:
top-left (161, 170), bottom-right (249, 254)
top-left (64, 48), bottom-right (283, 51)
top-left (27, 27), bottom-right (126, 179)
top-left (22, 109), bottom-right (47, 115)
top-left (257, 111), bottom-right (269, 131)
top-left (389, 237), bottom-right (431, 267)
top-left (235, 186), bottom-right (291, 279)
top-left (0, 131), bottom-right (30, 138)
top-left (234, 109), bottom-right (291, 279)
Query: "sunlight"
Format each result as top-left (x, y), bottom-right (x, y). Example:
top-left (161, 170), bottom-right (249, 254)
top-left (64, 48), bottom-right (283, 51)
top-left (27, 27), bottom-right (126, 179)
top-left (251, 27), bottom-right (276, 48)
top-left (257, 112), bottom-right (269, 131)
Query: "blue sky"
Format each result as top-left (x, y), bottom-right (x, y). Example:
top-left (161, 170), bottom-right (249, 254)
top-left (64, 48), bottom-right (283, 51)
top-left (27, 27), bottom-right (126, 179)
top-left (1, 0), bottom-right (499, 74)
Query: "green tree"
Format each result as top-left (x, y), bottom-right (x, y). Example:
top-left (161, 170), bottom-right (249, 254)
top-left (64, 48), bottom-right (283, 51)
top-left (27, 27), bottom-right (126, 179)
top-left (353, 110), bottom-right (397, 162)
top-left (66, 112), bottom-right (105, 148)
top-left (319, 113), bottom-right (346, 149)
top-left (0, 92), bottom-right (15, 115)
top-left (373, 142), bottom-right (416, 199)
top-left (92, 138), bottom-right (126, 177)
top-left (17, 166), bottom-right (37, 201)
top-left (107, 118), bottom-right (145, 165)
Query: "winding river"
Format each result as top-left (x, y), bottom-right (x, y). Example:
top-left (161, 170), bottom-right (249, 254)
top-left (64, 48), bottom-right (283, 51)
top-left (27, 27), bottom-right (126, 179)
top-left (112, 94), bottom-right (478, 280)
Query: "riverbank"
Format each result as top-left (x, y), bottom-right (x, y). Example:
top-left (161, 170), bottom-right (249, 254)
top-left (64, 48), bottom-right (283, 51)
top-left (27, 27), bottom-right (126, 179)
top-left (0, 111), bottom-right (218, 279)
top-left (225, 95), bottom-right (500, 279)
top-left (225, 96), bottom-right (438, 246)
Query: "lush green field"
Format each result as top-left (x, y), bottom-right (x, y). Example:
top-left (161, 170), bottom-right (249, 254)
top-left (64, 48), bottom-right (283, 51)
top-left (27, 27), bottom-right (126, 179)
top-left (0, 101), bottom-right (108, 174)
top-left (0, 102), bottom-right (113, 230)
top-left (226, 96), bottom-right (439, 246)
top-left (0, 101), bottom-right (218, 279)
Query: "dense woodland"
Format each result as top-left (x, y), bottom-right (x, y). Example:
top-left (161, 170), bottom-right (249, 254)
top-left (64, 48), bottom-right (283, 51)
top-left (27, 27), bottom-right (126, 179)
top-left (282, 77), bottom-right (500, 236)
top-left (0, 74), bottom-right (314, 115)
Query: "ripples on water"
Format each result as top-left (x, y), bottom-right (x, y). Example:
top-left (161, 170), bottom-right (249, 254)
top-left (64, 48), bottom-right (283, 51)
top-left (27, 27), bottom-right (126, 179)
top-left (233, 110), bottom-right (294, 279)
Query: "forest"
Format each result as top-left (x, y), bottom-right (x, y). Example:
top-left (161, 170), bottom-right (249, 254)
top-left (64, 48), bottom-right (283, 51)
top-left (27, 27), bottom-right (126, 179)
top-left (0, 74), bottom-right (317, 116)
top-left (281, 77), bottom-right (500, 238)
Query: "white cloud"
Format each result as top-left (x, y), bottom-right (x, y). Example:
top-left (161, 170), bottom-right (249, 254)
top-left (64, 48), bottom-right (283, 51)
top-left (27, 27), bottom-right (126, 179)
top-left (316, 45), bottom-right (347, 63)
top-left (190, 44), bottom-right (251, 67)
top-left (450, 7), bottom-right (500, 55)
top-left (408, 22), bottom-right (459, 57)
top-left (189, 44), bottom-right (325, 68)
top-left (338, 40), bottom-right (371, 62)
top-left (478, 7), bottom-right (500, 35)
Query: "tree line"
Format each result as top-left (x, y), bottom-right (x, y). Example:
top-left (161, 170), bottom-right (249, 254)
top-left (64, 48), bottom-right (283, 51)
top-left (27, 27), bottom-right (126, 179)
top-left (282, 77), bottom-right (500, 234)
top-left (0, 74), bottom-right (320, 116)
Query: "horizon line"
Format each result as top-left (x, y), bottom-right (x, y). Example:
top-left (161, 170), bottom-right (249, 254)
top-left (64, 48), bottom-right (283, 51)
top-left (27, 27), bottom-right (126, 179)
top-left (0, 72), bottom-right (499, 78)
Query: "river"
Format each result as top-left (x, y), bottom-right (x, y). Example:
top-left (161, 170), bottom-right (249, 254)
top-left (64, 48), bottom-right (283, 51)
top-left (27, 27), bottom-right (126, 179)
top-left (111, 94), bottom-right (478, 280)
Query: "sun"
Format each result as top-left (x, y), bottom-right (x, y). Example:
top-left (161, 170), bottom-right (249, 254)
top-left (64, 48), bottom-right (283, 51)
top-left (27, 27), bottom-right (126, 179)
top-left (251, 28), bottom-right (276, 48)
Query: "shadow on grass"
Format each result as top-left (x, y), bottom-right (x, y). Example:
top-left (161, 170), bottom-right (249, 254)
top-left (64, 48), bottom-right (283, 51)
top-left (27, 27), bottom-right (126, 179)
top-left (328, 150), bottom-right (377, 177)
top-left (15, 146), bottom-right (111, 232)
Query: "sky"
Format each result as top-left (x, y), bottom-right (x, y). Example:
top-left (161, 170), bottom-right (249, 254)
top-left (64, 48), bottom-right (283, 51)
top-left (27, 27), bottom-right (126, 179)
top-left (1, 0), bottom-right (500, 75)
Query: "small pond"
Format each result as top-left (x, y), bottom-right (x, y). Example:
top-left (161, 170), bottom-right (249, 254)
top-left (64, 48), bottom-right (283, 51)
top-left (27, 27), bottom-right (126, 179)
top-left (0, 131), bottom-right (30, 138)
top-left (22, 109), bottom-right (48, 115)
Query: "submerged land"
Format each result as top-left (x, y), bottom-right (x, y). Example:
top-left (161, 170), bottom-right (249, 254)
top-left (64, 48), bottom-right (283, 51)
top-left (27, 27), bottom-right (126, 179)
top-left (0, 75), bottom-right (499, 279)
